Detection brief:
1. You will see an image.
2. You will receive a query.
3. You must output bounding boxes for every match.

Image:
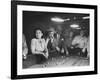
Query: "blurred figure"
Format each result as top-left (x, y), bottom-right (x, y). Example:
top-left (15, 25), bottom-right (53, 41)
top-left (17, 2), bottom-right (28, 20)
top-left (31, 28), bottom-right (48, 64)
top-left (62, 31), bottom-right (74, 55)
top-left (86, 37), bottom-right (90, 59)
top-left (22, 34), bottom-right (28, 60)
top-left (71, 30), bottom-right (88, 57)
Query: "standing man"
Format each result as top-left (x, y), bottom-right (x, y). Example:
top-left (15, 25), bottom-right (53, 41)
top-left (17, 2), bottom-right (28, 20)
top-left (62, 31), bottom-right (74, 56)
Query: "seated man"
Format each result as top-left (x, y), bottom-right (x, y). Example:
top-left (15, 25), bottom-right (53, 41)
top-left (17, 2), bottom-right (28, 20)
top-left (22, 34), bottom-right (28, 59)
top-left (46, 28), bottom-right (62, 57)
top-left (71, 30), bottom-right (88, 57)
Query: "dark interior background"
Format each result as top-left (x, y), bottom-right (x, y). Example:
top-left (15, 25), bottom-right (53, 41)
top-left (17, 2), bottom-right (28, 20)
top-left (23, 11), bottom-right (89, 54)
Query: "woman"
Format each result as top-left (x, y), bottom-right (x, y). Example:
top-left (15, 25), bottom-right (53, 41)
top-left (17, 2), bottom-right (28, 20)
top-left (31, 28), bottom-right (48, 64)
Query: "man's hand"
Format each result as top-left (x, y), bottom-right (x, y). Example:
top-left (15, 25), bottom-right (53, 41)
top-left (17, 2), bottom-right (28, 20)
top-left (61, 48), bottom-right (64, 53)
top-left (56, 47), bottom-right (60, 52)
top-left (43, 49), bottom-right (48, 54)
top-left (82, 48), bottom-right (86, 53)
top-left (42, 49), bottom-right (49, 59)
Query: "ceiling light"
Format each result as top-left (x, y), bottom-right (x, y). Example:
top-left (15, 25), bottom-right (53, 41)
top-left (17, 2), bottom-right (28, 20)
top-left (51, 17), bottom-right (65, 22)
top-left (65, 18), bottom-right (70, 21)
top-left (70, 24), bottom-right (79, 28)
top-left (82, 16), bottom-right (90, 19)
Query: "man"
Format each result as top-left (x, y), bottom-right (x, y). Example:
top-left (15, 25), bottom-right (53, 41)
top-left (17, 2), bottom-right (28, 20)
top-left (71, 30), bottom-right (88, 57)
top-left (62, 31), bottom-right (74, 55)
top-left (46, 28), bottom-right (62, 57)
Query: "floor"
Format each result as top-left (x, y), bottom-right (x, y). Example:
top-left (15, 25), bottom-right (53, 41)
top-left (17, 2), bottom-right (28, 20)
top-left (23, 53), bottom-right (89, 69)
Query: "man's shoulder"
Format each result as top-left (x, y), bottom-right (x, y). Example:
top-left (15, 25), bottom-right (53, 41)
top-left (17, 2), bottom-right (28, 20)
top-left (73, 36), bottom-right (80, 39)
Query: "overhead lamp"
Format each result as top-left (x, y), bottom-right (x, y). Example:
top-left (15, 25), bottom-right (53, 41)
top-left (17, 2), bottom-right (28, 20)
top-left (51, 17), bottom-right (65, 22)
top-left (70, 24), bottom-right (79, 28)
top-left (82, 16), bottom-right (90, 19)
top-left (65, 18), bottom-right (70, 21)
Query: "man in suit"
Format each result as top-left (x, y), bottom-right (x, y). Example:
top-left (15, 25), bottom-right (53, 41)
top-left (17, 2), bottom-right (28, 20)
top-left (46, 28), bottom-right (62, 57)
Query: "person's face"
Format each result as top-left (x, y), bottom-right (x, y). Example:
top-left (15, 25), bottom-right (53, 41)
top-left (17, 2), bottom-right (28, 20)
top-left (49, 32), bottom-right (54, 38)
top-left (70, 32), bottom-right (73, 37)
top-left (36, 30), bottom-right (43, 39)
top-left (80, 31), bottom-right (84, 36)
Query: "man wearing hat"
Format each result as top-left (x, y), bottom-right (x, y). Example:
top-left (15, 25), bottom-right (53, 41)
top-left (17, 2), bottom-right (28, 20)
top-left (46, 28), bottom-right (61, 57)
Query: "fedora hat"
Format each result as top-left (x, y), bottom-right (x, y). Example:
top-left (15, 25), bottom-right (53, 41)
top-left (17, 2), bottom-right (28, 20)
top-left (47, 27), bottom-right (56, 33)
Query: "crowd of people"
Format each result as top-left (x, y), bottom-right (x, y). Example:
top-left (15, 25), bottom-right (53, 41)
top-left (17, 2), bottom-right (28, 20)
top-left (22, 27), bottom-right (90, 64)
